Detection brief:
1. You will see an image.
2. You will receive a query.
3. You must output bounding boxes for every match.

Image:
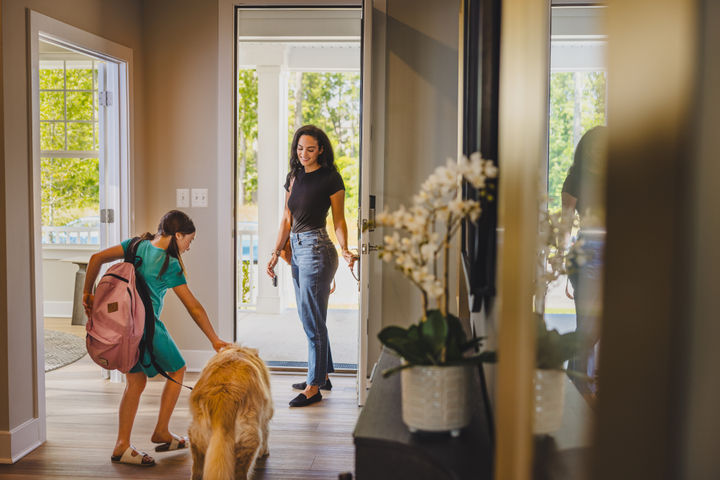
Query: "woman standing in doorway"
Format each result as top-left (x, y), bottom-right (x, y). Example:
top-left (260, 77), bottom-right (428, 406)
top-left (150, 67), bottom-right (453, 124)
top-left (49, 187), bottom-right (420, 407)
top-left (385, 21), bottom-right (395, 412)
top-left (83, 210), bottom-right (231, 466)
top-left (266, 125), bottom-right (355, 407)
top-left (562, 125), bottom-right (607, 396)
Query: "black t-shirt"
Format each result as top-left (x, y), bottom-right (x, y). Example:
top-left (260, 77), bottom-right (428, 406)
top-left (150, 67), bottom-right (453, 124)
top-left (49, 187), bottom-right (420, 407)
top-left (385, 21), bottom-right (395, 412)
top-left (561, 126), bottom-right (606, 217)
top-left (284, 167), bottom-right (345, 233)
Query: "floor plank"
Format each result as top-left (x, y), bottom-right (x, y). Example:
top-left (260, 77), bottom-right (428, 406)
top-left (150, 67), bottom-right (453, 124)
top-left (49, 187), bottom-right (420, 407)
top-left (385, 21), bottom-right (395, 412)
top-left (0, 355), bottom-right (360, 479)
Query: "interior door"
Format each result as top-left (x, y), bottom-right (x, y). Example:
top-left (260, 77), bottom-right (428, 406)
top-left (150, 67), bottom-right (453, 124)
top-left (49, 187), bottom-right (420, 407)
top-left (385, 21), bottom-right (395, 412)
top-left (97, 61), bottom-right (122, 249)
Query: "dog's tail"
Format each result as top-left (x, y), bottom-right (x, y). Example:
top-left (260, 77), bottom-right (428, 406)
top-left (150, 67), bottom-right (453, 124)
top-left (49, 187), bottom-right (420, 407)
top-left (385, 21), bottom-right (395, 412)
top-left (203, 386), bottom-right (241, 480)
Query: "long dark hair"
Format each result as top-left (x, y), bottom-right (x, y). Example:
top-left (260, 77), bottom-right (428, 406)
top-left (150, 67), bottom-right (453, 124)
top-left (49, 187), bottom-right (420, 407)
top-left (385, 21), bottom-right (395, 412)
top-left (139, 210), bottom-right (195, 278)
top-left (286, 125), bottom-right (336, 185)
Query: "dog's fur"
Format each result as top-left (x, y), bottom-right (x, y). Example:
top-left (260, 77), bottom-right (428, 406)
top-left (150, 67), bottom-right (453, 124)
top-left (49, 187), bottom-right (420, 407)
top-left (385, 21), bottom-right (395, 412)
top-left (188, 345), bottom-right (273, 480)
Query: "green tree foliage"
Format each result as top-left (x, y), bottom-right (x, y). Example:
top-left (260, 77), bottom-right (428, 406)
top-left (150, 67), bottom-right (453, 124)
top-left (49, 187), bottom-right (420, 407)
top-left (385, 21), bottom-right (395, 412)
top-left (547, 71), bottom-right (606, 212)
top-left (288, 72), bottom-right (360, 214)
top-left (237, 69), bottom-right (258, 204)
top-left (41, 157), bottom-right (99, 226)
top-left (39, 61), bottom-right (100, 226)
top-left (288, 72), bottom-right (361, 243)
top-left (289, 72), bottom-right (360, 159)
top-left (236, 69), bottom-right (361, 244)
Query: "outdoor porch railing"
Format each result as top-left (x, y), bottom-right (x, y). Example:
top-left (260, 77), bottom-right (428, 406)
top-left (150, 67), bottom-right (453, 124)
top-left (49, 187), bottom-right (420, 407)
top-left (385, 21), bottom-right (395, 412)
top-left (42, 226), bottom-right (99, 245)
top-left (237, 226), bottom-right (259, 308)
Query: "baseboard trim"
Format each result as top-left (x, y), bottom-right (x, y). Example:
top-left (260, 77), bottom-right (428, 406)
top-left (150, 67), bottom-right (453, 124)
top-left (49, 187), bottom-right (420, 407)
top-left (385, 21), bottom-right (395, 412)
top-left (43, 301), bottom-right (72, 318)
top-left (0, 418), bottom-right (44, 464)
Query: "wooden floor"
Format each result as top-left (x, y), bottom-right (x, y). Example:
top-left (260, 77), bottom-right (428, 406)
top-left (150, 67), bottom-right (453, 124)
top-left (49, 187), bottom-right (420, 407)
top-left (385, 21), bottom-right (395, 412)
top-left (0, 354), bottom-right (361, 479)
top-left (44, 316), bottom-right (86, 337)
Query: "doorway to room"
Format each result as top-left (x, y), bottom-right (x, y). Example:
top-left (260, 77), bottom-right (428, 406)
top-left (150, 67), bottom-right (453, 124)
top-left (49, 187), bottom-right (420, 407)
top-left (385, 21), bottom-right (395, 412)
top-left (29, 11), bottom-right (134, 419)
top-left (233, 7), bottom-right (361, 373)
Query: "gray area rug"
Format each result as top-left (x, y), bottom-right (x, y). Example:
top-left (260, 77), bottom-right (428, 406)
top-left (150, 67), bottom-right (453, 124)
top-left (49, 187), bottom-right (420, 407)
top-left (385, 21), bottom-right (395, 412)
top-left (45, 329), bottom-right (86, 372)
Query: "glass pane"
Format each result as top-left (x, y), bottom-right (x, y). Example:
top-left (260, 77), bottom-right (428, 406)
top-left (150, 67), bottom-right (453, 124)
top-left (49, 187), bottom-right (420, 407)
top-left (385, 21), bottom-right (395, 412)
top-left (66, 122), bottom-right (94, 151)
top-left (66, 92), bottom-right (94, 121)
top-left (40, 122), bottom-right (65, 150)
top-left (39, 91), bottom-right (65, 121)
top-left (65, 60), bottom-right (93, 90)
top-left (40, 157), bottom-right (99, 244)
top-left (39, 62), bottom-right (64, 90)
top-left (534, 6), bottom-right (607, 479)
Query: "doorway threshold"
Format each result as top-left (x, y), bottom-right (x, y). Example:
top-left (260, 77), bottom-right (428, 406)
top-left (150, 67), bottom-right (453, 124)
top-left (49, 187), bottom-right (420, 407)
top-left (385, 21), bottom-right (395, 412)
top-left (267, 360), bottom-right (357, 374)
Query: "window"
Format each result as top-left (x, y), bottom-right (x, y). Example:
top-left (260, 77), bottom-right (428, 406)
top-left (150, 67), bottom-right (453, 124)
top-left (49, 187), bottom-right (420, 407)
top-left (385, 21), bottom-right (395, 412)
top-left (39, 57), bottom-right (101, 244)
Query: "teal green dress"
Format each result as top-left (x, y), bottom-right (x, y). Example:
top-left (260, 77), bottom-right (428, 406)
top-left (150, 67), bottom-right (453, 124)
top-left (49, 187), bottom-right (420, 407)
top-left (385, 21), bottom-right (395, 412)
top-left (121, 238), bottom-right (187, 377)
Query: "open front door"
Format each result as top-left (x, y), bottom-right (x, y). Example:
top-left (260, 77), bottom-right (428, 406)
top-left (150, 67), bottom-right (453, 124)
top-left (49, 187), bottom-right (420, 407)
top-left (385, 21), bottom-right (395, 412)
top-left (357, 0), bottom-right (372, 406)
top-left (357, 0), bottom-right (386, 406)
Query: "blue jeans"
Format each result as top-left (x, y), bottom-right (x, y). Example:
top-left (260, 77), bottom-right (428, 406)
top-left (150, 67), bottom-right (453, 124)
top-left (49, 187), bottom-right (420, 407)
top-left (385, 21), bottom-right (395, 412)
top-left (290, 228), bottom-right (338, 386)
top-left (568, 233), bottom-right (604, 384)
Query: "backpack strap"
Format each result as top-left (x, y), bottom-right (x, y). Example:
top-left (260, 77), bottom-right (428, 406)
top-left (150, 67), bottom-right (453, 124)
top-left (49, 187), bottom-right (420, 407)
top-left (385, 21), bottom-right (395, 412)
top-left (124, 236), bottom-right (143, 266)
top-left (129, 237), bottom-right (192, 390)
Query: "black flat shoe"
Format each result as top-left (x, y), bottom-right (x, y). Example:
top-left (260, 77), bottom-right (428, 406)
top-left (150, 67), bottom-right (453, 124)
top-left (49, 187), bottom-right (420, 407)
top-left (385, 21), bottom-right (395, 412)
top-left (289, 392), bottom-right (322, 407)
top-left (291, 379), bottom-right (332, 391)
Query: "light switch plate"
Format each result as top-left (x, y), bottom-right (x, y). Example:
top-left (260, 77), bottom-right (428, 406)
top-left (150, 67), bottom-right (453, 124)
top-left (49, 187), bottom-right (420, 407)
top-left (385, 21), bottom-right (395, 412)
top-left (176, 188), bottom-right (189, 208)
top-left (191, 188), bottom-right (208, 207)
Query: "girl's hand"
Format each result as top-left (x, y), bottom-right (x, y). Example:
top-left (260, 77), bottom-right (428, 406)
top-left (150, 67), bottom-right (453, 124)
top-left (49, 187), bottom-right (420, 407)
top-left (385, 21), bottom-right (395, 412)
top-left (266, 253), bottom-right (279, 279)
top-left (82, 293), bottom-right (94, 316)
top-left (212, 338), bottom-right (232, 352)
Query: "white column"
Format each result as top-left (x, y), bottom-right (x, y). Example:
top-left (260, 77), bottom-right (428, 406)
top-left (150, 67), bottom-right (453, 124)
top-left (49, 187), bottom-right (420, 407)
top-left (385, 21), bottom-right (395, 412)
top-left (255, 63), bottom-right (288, 313)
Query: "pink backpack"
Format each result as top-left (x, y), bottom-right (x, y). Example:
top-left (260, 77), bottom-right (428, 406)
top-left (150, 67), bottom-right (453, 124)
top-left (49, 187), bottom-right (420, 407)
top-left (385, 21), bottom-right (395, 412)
top-left (86, 239), bottom-right (146, 373)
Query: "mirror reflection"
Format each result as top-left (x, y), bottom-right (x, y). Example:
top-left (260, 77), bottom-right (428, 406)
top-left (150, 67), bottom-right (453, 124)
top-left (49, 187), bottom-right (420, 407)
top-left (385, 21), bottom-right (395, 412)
top-left (543, 4), bottom-right (607, 404)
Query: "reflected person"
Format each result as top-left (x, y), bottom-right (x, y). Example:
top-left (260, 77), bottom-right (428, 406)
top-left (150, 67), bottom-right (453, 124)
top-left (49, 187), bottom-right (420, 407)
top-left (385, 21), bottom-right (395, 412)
top-left (561, 125), bottom-right (607, 394)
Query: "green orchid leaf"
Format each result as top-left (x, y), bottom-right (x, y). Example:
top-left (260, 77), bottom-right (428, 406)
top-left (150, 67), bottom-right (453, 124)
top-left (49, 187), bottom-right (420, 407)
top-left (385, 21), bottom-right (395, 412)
top-left (443, 314), bottom-right (473, 362)
top-left (421, 310), bottom-right (448, 356)
top-left (382, 338), bottom-right (428, 364)
top-left (378, 326), bottom-right (409, 345)
top-left (442, 351), bottom-right (497, 367)
top-left (445, 314), bottom-right (468, 346)
top-left (460, 336), bottom-right (486, 352)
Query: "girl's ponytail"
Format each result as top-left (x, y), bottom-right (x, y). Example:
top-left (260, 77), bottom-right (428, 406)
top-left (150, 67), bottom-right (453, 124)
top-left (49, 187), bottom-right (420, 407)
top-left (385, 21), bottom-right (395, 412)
top-left (154, 210), bottom-right (195, 278)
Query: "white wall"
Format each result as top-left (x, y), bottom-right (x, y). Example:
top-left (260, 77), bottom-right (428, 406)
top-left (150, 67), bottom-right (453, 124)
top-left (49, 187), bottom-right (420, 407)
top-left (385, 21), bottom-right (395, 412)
top-left (140, 0), bottom-right (222, 361)
top-left (0, 0), bottom-right (144, 462)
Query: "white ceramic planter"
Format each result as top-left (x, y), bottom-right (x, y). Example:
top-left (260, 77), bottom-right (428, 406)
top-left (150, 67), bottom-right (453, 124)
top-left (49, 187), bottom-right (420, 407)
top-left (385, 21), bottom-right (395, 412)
top-left (400, 364), bottom-right (473, 437)
top-left (533, 368), bottom-right (566, 434)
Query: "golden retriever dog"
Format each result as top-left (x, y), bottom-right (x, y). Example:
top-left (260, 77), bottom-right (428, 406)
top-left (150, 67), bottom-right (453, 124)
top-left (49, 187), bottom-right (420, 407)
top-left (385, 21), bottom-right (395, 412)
top-left (189, 345), bottom-right (273, 480)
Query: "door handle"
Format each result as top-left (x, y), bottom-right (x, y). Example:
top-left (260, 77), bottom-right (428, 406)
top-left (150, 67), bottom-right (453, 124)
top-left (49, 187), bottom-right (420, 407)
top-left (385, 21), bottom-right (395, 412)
top-left (361, 243), bottom-right (379, 254)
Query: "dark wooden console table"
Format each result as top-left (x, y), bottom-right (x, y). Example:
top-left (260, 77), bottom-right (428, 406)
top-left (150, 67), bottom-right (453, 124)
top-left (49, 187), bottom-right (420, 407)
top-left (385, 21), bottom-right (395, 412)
top-left (353, 350), bottom-right (493, 479)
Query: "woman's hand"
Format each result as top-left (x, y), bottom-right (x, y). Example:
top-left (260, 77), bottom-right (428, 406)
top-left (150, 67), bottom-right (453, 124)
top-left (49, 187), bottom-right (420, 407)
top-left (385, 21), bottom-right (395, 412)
top-left (342, 249), bottom-right (357, 270)
top-left (212, 338), bottom-right (232, 352)
top-left (82, 293), bottom-right (94, 317)
top-left (266, 253), bottom-right (279, 279)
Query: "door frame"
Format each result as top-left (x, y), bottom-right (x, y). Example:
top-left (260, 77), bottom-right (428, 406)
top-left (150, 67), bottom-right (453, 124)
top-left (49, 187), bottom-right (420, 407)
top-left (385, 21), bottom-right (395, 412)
top-left (27, 10), bottom-right (134, 443)
top-left (218, 0), bottom-right (368, 401)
